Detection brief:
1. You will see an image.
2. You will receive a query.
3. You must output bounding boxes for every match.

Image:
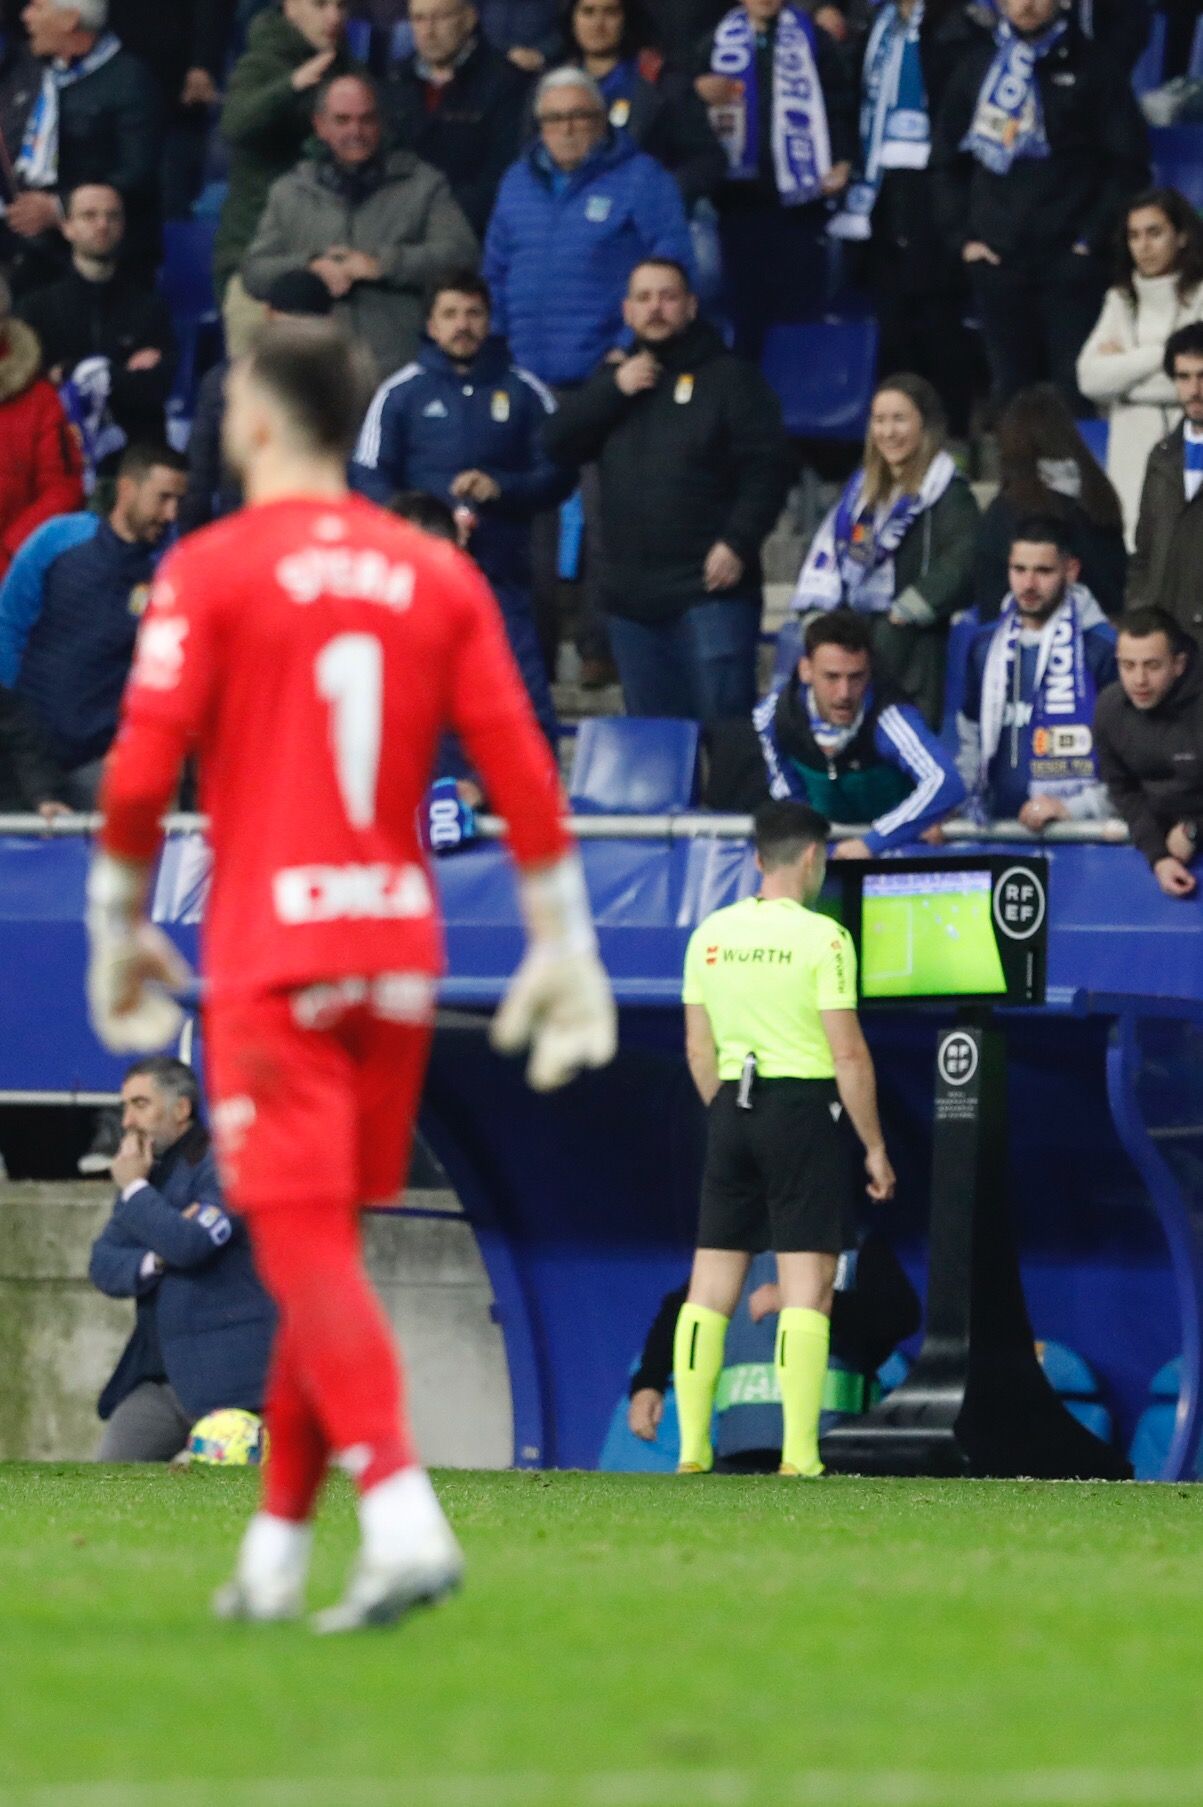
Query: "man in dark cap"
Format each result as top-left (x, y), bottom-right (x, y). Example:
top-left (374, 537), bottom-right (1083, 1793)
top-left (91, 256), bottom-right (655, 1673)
top-left (177, 269), bottom-right (334, 536)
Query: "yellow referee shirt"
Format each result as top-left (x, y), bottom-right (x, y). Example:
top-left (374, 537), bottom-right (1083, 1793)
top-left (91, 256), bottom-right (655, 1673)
top-left (682, 896), bottom-right (858, 1081)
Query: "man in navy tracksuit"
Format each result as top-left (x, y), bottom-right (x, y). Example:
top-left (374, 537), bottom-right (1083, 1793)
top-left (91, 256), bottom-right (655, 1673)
top-left (89, 1057), bottom-right (276, 1462)
top-left (0, 441), bottom-right (187, 806)
top-left (350, 269), bottom-right (570, 743)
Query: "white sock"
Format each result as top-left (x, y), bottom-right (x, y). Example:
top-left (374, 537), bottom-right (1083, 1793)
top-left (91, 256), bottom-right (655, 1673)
top-left (239, 1512), bottom-right (312, 1582)
top-left (357, 1466), bottom-right (450, 1564)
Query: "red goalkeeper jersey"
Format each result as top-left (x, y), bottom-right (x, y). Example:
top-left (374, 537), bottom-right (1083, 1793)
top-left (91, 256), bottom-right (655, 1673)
top-left (100, 493), bottom-right (568, 1001)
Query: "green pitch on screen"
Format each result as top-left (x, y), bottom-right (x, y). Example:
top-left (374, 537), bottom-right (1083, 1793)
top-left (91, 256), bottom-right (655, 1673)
top-left (862, 885), bottom-right (1006, 998)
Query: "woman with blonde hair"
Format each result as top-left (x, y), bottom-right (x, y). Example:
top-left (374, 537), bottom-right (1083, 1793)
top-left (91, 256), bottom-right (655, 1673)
top-left (1077, 188), bottom-right (1203, 544)
top-left (791, 372), bottom-right (979, 724)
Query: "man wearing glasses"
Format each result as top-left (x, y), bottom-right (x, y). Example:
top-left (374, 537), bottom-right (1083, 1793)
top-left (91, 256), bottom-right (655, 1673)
top-left (483, 65), bottom-right (693, 682)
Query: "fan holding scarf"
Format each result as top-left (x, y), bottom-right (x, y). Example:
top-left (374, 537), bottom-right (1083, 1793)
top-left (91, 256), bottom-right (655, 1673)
top-left (791, 372), bottom-right (978, 725)
top-left (930, 0), bottom-right (1148, 412)
top-left (958, 513), bottom-right (1118, 829)
top-left (0, 0), bottom-right (163, 292)
top-left (694, 0), bottom-right (855, 352)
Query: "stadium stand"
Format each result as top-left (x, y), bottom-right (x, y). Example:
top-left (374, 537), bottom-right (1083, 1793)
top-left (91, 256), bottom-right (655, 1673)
top-left (7, 0), bottom-right (1203, 1499)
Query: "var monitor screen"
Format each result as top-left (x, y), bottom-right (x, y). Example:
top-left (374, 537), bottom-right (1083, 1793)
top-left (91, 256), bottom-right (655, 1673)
top-left (839, 857), bottom-right (1048, 1007)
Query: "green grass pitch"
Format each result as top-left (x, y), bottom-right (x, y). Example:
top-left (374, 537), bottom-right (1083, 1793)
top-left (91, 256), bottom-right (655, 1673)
top-left (2, 1466), bottom-right (1203, 1807)
top-left (861, 890), bottom-right (1007, 999)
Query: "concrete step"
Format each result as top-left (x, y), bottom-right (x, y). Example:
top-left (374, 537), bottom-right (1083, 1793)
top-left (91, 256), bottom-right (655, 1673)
top-left (0, 1183), bottom-right (512, 1467)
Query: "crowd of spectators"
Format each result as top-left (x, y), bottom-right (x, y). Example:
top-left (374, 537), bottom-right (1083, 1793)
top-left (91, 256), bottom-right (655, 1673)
top-left (3, 0), bottom-right (1203, 902)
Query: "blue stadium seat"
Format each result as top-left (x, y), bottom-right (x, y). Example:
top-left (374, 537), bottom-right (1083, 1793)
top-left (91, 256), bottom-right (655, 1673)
top-left (1076, 417), bottom-right (1109, 467)
top-left (772, 616), bottom-right (803, 686)
top-left (568, 717), bottom-right (700, 813)
top-left (1036, 1340), bottom-right (1113, 1445)
top-left (1150, 125), bottom-right (1203, 214)
top-left (940, 606), bottom-right (981, 752)
top-left (159, 217), bottom-right (223, 434)
top-left (760, 314), bottom-right (879, 440)
top-left (1133, 8), bottom-right (1167, 94)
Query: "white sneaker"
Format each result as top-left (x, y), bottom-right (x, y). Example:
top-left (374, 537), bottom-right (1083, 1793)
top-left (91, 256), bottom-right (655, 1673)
top-left (212, 1514), bottom-right (311, 1623)
top-left (312, 1520), bottom-right (464, 1635)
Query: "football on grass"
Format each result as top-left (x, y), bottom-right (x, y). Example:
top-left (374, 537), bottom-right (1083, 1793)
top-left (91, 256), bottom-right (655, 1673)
top-left (187, 1409), bottom-right (268, 1466)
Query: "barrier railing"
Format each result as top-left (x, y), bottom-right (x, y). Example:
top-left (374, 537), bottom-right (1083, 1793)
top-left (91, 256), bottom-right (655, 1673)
top-left (0, 812), bottom-right (1134, 844)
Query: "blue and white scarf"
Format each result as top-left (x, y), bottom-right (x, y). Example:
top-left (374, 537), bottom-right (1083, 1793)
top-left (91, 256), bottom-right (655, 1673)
top-left (709, 4), bottom-right (831, 205)
top-left (753, 680), bottom-right (870, 799)
top-left (960, 15), bottom-right (1066, 176)
top-left (792, 448), bottom-right (957, 616)
top-left (59, 356), bottom-right (126, 494)
top-left (979, 585), bottom-right (1106, 804)
top-left (831, 1), bottom-right (928, 242)
top-left (15, 32), bottom-right (121, 190)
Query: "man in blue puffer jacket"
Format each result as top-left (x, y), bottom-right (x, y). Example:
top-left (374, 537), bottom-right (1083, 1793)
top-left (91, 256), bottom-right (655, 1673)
top-left (89, 1057), bottom-right (275, 1462)
top-left (350, 269), bottom-right (571, 742)
top-left (483, 66), bottom-right (694, 386)
top-left (484, 65), bottom-right (694, 677)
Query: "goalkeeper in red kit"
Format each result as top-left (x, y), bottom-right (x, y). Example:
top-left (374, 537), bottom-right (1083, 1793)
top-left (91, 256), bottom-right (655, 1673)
top-left (84, 321), bottom-right (616, 1632)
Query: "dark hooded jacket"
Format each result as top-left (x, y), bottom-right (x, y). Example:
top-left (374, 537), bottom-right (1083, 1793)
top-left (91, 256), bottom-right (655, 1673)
top-left (1094, 654), bottom-right (1203, 866)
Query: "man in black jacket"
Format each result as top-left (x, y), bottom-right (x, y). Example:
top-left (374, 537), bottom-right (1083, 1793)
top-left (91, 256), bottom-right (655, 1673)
top-left (383, 0), bottom-right (531, 236)
top-left (1126, 323), bottom-right (1203, 647)
top-left (930, 0), bottom-right (1147, 412)
top-left (1095, 606), bottom-right (1203, 901)
top-left (18, 183), bottom-right (174, 467)
top-left (0, 0), bottom-right (163, 288)
top-left (545, 256), bottom-right (788, 722)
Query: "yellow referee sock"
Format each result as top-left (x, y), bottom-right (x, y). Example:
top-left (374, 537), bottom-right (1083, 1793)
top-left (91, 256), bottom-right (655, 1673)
top-left (672, 1302), bottom-right (728, 1473)
top-left (775, 1307), bottom-right (830, 1477)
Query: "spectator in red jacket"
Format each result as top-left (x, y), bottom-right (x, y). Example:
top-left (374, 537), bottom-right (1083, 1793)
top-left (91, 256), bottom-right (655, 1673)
top-left (0, 275), bottom-right (84, 577)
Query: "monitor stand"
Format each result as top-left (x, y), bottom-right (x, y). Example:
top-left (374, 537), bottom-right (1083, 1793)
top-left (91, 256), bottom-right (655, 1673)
top-left (821, 1009), bottom-right (1131, 1480)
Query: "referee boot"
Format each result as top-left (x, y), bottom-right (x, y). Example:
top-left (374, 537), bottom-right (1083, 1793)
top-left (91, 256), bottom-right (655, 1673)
top-left (778, 1461), bottom-right (825, 1478)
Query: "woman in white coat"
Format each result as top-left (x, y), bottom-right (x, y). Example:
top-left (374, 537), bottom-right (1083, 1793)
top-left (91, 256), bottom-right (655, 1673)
top-left (1078, 188), bottom-right (1203, 546)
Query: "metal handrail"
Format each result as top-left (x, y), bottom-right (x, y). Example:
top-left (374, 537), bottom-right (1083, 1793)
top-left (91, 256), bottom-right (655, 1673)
top-left (0, 810), bottom-right (1133, 844)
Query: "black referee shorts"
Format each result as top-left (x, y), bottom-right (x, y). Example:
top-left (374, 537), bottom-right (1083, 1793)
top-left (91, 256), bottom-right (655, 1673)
top-left (697, 1078), bottom-right (858, 1255)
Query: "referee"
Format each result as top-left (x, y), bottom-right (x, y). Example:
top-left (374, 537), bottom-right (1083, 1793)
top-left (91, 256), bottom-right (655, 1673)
top-left (674, 800), bottom-right (896, 1477)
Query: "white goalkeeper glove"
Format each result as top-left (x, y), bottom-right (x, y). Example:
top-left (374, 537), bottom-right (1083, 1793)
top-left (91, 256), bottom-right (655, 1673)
top-left (85, 852), bottom-right (192, 1053)
top-left (490, 852), bottom-right (616, 1092)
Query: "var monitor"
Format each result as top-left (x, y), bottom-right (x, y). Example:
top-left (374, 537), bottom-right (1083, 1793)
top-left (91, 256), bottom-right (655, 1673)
top-left (838, 857), bottom-right (1048, 1008)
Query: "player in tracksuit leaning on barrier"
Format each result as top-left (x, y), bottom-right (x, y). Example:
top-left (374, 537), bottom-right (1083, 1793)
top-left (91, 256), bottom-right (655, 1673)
top-left (705, 608), bottom-right (965, 853)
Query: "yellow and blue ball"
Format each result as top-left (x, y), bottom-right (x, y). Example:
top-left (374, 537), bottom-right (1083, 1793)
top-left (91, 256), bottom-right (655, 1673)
top-left (187, 1409), bottom-right (268, 1467)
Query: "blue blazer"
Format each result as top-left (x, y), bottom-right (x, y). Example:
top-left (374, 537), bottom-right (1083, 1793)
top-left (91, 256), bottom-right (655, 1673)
top-left (89, 1125), bottom-right (276, 1423)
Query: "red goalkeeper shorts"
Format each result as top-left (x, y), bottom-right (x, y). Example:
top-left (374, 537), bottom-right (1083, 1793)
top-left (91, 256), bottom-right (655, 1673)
top-left (203, 975), bottom-right (436, 1211)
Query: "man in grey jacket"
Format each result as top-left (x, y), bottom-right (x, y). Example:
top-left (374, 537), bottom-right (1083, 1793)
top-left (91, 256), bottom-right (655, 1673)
top-left (241, 71), bottom-right (477, 377)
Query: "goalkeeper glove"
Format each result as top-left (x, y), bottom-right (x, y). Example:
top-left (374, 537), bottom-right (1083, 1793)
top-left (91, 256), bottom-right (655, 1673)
top-left (86, 852), bottom-right (192, 1053)
top-left (490, 852), bottom-right (616, 1092)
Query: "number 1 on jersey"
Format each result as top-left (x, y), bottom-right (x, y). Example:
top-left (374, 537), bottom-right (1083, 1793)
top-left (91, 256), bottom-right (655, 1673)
top-left (315, 633), bottom-right (383, 829)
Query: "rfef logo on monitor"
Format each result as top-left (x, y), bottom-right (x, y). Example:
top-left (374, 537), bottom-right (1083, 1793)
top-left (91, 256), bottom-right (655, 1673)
top-left (992, 867), bottom-right (1046, 941)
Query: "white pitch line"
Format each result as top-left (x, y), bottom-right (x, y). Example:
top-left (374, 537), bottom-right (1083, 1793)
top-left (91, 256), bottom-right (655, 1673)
top-left (5, 1768), bottom-right (1203, 1807)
